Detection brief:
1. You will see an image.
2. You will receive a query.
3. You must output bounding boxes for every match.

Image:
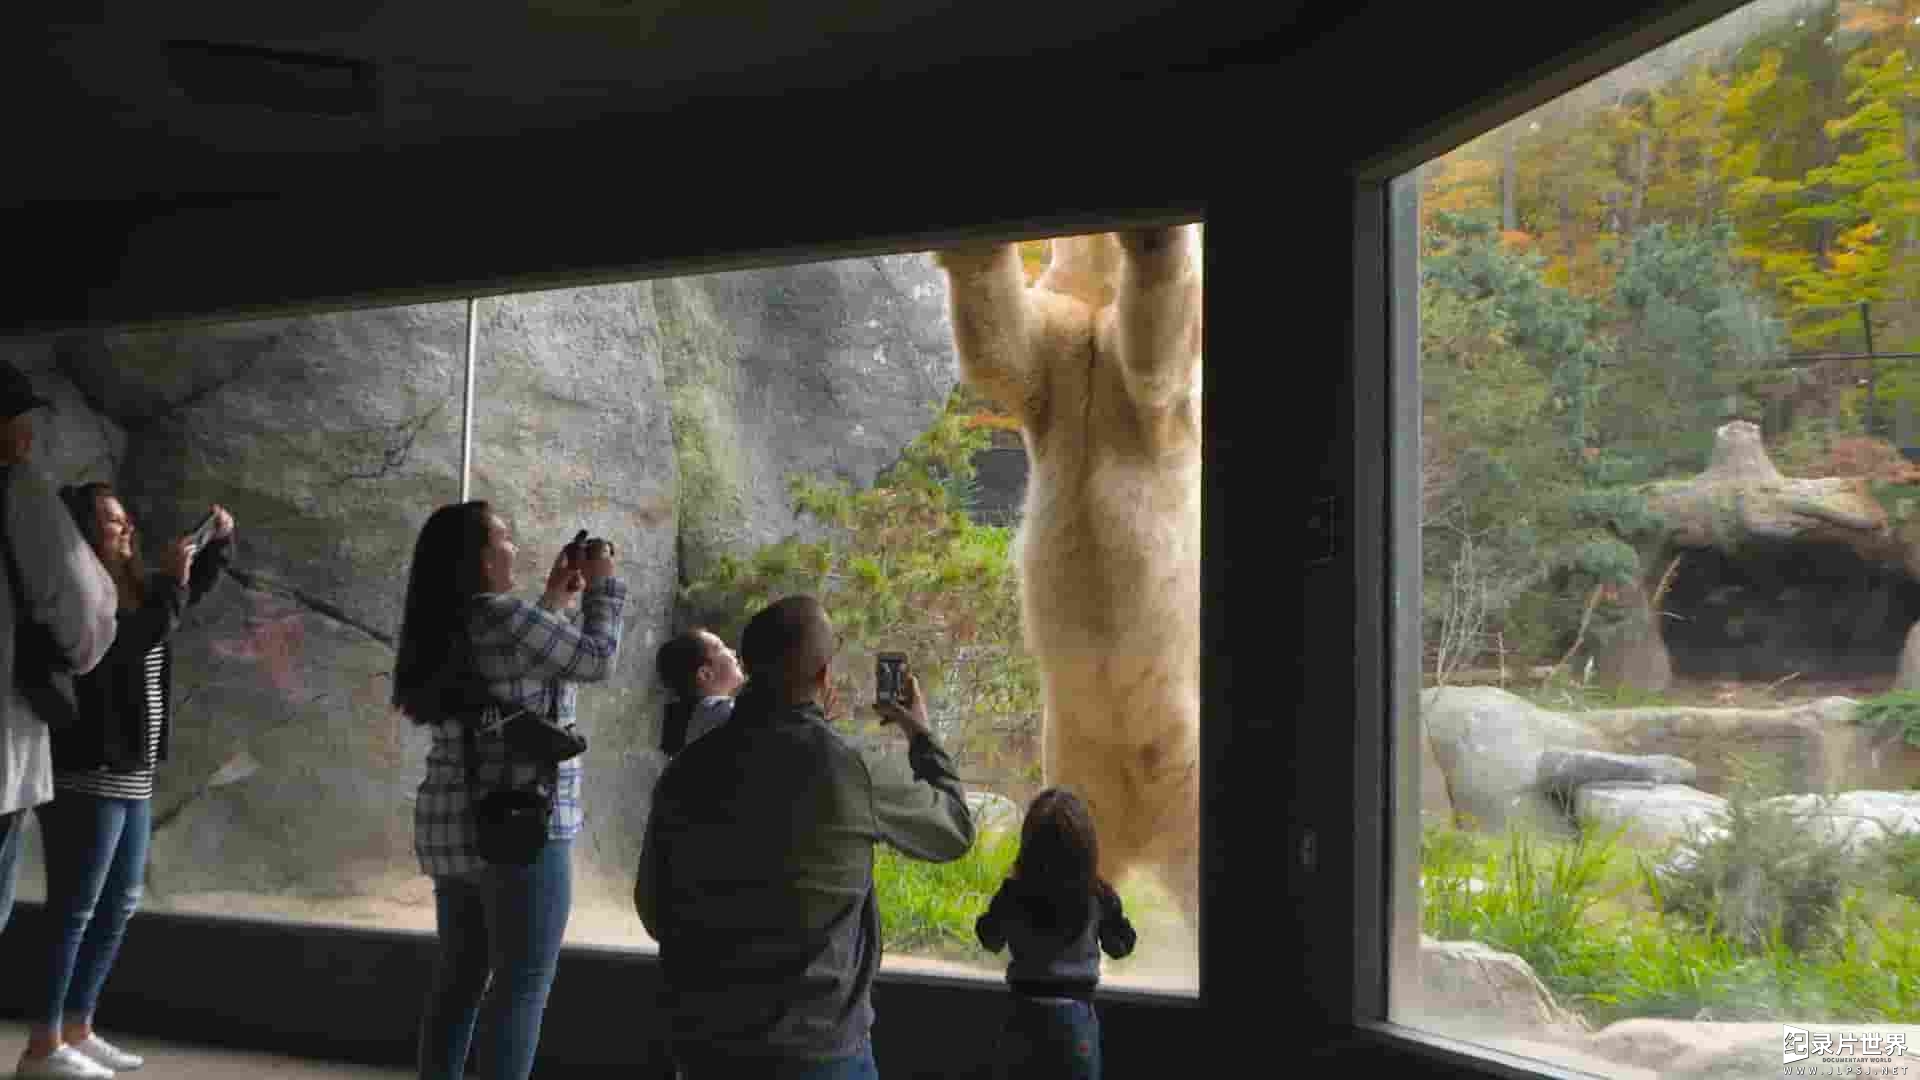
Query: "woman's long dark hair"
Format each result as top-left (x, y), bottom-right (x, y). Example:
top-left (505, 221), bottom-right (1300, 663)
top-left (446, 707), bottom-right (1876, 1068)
top-left (1011, 787), bottom-right (1108, 938)
top-left (60, 482), bottom-right (146, 609)
top-left (656, 628), bottom-right (713, 755)
top-left (391, 501), bottom-right (494, 723)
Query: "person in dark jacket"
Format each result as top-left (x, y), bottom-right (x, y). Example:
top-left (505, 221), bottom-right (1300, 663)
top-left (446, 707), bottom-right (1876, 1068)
top-left (654, 627), bottom-right (744, 757)
top-left (975, 787), bottom-right (1137, 1080)
top-left (17, 484), bottom-right (232, 1080)
top-left (636, 595), bottom-right (975, 1079)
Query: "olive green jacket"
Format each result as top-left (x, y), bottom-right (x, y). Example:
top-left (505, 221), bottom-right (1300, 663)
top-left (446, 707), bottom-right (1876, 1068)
top-left (636, 696), bottom-right (974, 1059)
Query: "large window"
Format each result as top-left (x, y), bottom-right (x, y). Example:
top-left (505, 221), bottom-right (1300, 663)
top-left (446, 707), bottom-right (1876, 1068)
top-left (1392, 0), bottom-right (1920, 1072)
top-left (11, 228), bottom-right (1201, 995)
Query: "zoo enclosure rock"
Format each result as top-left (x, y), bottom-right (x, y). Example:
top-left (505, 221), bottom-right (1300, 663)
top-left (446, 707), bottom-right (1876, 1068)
top-left (33, 260), bottom-right (958, 903)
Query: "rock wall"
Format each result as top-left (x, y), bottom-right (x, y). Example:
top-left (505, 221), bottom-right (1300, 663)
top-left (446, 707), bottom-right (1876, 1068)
top-left (13, 255), bottom-right (958, 905)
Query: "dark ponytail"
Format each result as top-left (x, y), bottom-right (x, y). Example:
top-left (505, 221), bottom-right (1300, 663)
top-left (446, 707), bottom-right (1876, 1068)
top-left (660, 701), bottom-right (696, 756)
top-left (392, 501), bottom-right (494, 723)
top-left (656, 629), bottom-right (712, 756)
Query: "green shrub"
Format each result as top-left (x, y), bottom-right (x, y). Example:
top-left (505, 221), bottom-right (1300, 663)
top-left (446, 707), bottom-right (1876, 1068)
top-left (1644, 757), bottom-right (1856, 953)
top-left (1420, 820), bottom-right (1630, 974)
top-left (1869, 831), bottom-right (1920, 904)
top-left (1854, 690), bottom-right (1920, 749)
top-left (1420, 820), bottom-right (1920, 1025)
top-left (1514, 680), bottom-right (1680, 712)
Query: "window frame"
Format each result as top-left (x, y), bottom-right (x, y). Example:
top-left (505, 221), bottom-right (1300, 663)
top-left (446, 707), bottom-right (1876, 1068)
top-left (1344, 0), bottom-right (1773, 1073)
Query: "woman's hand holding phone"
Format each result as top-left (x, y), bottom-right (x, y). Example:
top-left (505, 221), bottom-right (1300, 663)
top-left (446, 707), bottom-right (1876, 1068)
top-left (543, 548), bottom-right (586, 610)
top-left (577, 539), bottom-right (616, 586)
top-left (163, 534), bottom-right (196, 583)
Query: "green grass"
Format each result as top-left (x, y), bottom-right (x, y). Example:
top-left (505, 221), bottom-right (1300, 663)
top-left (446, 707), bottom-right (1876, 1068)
top-left (872, 826), bottom-right (1187, 969)
top-left (1509, 680), bottom-right (1685, 712)
top-left (874, 827), bottom-right (1020, 960)
top-left (1419, 820), bottom-right (1920, 1026)
top-left (1854, 689), bottom-right (1920, 749)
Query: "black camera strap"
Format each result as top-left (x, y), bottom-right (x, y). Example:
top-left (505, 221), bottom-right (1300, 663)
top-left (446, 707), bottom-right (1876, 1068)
top-left (460, 674), bottom-right (562, 801)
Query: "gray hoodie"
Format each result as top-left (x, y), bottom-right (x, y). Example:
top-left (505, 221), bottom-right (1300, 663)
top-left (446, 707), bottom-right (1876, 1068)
top-left (1, 463), bottom-right (118, 815)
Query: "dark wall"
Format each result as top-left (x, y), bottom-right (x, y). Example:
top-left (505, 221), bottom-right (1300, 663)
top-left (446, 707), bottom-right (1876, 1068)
top-left (2, 1), bottom-right (1752, 1077)
top-left (0, 903), bottom-right (1193, 1076)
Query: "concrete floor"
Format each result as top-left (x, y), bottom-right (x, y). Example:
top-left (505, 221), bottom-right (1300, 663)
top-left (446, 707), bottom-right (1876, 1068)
top-left (0, 1022), bottom-right (411, 1079)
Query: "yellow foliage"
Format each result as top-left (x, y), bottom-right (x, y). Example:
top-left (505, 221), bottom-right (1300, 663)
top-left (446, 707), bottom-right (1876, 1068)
top-left (1018, 240), bottom-right (1050, 285)
top-left (963, 412), bottom-right (1023, 433)
top-left (1421, 153), bottom-right (1501, 225)
top-left (1840, 2), bottom-right (1908, 34)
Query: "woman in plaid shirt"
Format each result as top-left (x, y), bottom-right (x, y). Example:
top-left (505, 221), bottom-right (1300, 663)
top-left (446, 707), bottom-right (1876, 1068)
top-left (391, 501), bottom-right (627, 1080)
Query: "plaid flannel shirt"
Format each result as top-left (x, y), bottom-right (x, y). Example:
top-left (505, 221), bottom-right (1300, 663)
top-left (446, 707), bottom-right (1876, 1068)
top-left (414, 576), bottom-right (627, 878)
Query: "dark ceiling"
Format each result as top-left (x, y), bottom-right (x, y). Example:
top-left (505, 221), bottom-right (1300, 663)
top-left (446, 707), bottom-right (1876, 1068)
top-left (7, 1), bottom-right (1338, 211)
top-left (1, 0), bottom-right (1737, 335)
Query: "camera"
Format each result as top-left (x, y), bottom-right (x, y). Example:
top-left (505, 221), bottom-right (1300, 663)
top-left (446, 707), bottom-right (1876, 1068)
top-left (565, 529), bottom-right (614, 562)
top-left (875, 652), bottom-right (908, 706)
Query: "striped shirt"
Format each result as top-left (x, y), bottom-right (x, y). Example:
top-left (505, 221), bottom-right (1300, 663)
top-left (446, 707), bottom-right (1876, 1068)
top-left (413, 577), bottom-right (627, 878)
top-left (54, 643), bottom-right (165, 801)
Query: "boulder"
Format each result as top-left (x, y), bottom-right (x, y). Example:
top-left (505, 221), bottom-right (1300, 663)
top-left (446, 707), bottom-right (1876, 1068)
top-left (1401, 936), bottom-right (1590, 1041)
top-left (966, 791), bottom-right (1021, 834)
top-left (1536, 749), bottom-right (1697, 797)
top-left (1421, 686), bottom-right (1606, 831)
top-left (1586, 1019), bottom-right (1920, 1079)
top-left (28, 258), bottom-right (959, 909)
top-left (1899, 622), bottom-right (1920, 691)
top-left (1761, 790), bottom-right (1920, 854)
top-left (651, 254), bottom-right (959, 581)
top-left (1574, 783), bottom-right (1727, 847)
top-left (1821, 696), bottom-right (1920, 792)
top-left (1420, 717), bottom-right (1456, 826)
top-left (1579, 704), bottom-right (1827, 796)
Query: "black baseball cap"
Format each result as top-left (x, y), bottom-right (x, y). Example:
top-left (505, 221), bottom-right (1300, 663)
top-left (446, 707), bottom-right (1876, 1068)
top-left (0, 360), bottom-right (51, 420)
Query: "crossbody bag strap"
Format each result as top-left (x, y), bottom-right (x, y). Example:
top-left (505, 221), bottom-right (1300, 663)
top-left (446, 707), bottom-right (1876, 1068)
top-left (546, 677), bottom-right (563, 787)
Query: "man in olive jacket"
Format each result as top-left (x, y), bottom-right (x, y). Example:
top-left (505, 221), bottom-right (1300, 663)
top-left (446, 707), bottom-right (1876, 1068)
top-left (637, 595), bottom-right (975, 1078)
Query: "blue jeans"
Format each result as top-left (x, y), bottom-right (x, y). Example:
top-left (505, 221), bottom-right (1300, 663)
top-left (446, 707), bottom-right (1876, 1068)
top-left (0, 809), bottom-right (24, 935)
top-left (675, 1040), bottom-right (879, 1080)
top-left (35, 793), bottom-right (152, 1027)
top-left (995, 996), bottom-right (1100, 1080)
top-left (418, 839), bottom-right (572, 1080)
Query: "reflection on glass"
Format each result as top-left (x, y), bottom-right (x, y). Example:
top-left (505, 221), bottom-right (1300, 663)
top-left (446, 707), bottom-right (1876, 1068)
top-left (1396, 0), bottom-right (1920, 1071)
top-left (9, 228), bottom-right (1202, 996)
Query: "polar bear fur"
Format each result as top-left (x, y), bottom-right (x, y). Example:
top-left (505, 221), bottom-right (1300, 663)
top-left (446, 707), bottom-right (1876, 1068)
top-left (934, 225), bottom-right (1202, 921)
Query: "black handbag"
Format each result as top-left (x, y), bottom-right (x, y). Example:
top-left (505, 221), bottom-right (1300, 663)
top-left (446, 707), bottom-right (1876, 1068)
top-left (473, 783), bottom-right (553, 867)
top-left (465, 714), bottom-right (553, 867)
top-left (1, 466), bottom-right (78, 732)
top-left (464, 685), bottom-right (582, 867)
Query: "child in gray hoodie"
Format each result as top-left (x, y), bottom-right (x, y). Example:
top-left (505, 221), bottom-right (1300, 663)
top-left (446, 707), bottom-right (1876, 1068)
top-left (975, 787), bottom-right (1137, 1080)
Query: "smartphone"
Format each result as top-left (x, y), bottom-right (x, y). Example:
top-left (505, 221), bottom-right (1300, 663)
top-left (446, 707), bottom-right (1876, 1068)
top-left (875, 652), bottom-right (908, 707)
top-left (566, 529), bottom-right (589, 560)
top-left (185, 509), bottom-right (218, 549)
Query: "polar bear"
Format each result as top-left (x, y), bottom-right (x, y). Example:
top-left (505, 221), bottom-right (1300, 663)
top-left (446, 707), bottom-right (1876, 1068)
top-left (933, 225), bottom-right (1202, 922)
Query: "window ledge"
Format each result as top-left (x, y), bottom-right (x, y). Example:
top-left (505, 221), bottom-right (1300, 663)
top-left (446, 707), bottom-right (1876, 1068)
top-left (1321, 1021), bottom-right (1612, 1080)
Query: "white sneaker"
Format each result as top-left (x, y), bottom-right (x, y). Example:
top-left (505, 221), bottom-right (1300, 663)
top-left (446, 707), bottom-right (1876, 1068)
top-left (70, 1037), bottom-right (141, 1073)
top-left (14, 1044), bottom-right (115, 1079)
